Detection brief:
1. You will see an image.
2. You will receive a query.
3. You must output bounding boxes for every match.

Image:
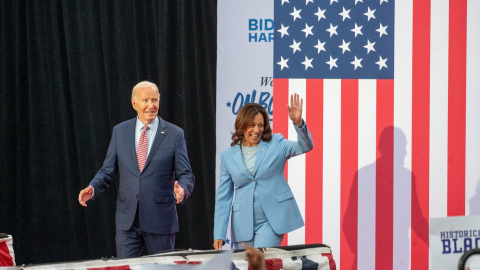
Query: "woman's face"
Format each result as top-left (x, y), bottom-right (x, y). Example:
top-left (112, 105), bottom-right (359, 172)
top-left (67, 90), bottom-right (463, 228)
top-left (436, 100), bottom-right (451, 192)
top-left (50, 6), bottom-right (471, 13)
top-left (243, 112), bottom-right (264, 147)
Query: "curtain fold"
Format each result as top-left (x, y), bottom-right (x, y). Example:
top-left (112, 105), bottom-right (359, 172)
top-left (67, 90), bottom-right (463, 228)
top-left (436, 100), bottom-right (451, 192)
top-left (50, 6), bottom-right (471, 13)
top-left (0, 0), bottom-right (216, 264)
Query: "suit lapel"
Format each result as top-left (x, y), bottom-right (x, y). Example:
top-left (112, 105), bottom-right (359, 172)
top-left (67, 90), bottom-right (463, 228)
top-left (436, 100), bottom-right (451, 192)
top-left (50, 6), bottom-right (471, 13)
top-left (128, 118), bottom-right (139, 171)
top-left (232, 144), bottom-right (253, 179)
top-left (143, 116), bottom-right (167, 173)
top-left (252, 139), bottom-right (269, 176)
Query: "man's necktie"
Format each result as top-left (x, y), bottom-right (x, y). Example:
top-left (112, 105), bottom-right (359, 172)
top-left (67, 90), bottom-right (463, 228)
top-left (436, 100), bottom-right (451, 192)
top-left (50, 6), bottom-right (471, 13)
top-left (137, 125), bottom-right (148, 173)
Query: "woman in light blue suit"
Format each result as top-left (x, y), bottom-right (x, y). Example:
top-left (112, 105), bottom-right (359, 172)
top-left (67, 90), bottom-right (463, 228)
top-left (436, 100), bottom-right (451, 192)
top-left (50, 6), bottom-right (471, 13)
top-left (213, 94), bottom-right (314, 249)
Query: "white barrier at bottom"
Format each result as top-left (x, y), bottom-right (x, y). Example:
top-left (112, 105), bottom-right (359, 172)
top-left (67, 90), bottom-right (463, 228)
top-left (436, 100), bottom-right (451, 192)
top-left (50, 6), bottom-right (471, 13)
top-left (20, 244), bottom-right (335, 270)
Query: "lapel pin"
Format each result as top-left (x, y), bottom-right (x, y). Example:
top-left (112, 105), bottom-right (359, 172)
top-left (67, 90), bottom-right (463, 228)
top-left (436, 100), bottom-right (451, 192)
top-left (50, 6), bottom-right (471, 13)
top-left (261, 149), bottom-right (264, 151)
top-left (161, 131), bottom-right (165, 134)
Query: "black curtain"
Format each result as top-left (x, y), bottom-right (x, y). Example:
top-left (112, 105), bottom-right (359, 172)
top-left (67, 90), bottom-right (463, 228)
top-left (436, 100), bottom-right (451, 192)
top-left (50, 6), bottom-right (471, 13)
top-left (0, 0), bottom-right (217, 265)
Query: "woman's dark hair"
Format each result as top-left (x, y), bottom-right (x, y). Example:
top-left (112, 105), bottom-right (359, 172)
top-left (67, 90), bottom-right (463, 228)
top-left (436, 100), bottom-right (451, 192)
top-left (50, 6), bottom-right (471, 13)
top-left (231, 103), bottom-right (272, 146)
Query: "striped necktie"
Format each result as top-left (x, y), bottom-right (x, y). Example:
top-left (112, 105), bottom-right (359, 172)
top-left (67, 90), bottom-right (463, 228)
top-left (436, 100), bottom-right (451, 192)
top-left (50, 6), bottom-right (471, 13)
top-left (137, 125), bottom-right (148, 173)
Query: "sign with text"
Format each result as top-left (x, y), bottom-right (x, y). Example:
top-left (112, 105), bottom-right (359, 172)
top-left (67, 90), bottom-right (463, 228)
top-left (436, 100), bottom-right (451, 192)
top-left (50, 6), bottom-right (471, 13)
top-left (216, 0), bottom-right (273, 249)
top-left (430, 216), bottom-right (480, 270)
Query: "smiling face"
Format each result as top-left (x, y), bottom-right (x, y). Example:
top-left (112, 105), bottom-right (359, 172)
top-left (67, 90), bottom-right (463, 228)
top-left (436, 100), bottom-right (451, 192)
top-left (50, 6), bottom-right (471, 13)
top-left (131, 84), bottom-right (159, 125)
top-left (243, 112), bottom-right (264, 147)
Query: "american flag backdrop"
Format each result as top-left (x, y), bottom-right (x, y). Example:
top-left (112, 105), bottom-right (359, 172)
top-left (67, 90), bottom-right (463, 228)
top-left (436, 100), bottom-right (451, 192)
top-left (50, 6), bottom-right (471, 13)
top-left (273, 0), bottom-right (480, 269)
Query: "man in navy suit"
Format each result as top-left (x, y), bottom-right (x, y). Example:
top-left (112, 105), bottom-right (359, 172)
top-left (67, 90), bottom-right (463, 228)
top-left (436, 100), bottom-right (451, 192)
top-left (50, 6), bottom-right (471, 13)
top-left (78, 81), bottom-right (195, 258)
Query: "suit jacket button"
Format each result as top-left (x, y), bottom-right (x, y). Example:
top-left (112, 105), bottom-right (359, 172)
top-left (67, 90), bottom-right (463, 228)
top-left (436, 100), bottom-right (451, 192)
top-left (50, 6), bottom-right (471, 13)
top-left (139, 177), bottom-right (142, 181)
top-left (251, 179), bottom-right (255, 182)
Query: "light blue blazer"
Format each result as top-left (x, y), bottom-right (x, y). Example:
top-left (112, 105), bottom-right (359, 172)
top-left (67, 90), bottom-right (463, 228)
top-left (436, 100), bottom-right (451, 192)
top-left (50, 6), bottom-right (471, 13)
top-left (214, 122), bottom-right (314, 243)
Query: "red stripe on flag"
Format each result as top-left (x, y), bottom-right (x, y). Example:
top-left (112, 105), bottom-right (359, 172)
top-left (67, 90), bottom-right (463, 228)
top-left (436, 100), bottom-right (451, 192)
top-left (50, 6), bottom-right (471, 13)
top-left (447, 0), bottom-right (467, 216)
top-left (273, 78), bottom-right (290, 246)
top-left (340, 79), bottom-right (358, 270)
top-left (411, 0), bottom-right (430, 268)
top-left (305, 79), bottom-right (324, 244)
top-left (375, 80), bottom-right (394, 270)
top-left (273, 78), bottom-right (289, 138)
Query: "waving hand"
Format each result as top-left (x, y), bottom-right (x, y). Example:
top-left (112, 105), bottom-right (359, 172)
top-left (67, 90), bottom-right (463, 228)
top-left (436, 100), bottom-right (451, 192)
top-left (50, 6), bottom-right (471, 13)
top-left (288, 93), bottom-right (303, 126)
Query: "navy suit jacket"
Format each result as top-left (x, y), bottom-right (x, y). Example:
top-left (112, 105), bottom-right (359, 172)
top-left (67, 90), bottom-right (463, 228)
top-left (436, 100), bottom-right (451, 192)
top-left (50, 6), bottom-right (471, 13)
top-left (89, 116), bottom-right (194, 234)
top-left (214, 123), bottom-right (313, 242)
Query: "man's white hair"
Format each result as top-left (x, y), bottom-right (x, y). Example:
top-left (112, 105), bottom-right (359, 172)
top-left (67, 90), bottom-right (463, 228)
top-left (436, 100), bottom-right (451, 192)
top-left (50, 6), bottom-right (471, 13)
top-left (131, 81), bottom-right (160, 99)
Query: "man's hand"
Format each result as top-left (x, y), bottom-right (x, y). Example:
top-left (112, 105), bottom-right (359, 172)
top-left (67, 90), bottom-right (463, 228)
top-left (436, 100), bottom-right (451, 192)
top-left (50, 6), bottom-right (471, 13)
top-left (174, 181), bottom-right (185, 204)
top-left (78, 185), bottom-right (93, 207)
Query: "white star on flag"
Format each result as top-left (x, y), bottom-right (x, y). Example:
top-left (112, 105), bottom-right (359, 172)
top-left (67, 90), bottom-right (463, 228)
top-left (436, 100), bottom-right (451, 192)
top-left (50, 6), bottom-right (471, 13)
top-left (375, 55), bottom-right (388, 70)
top-left (376, 23), bottom-right (388, 38)
top-left (278, 24), bottom-right (289, 38)
top-left (302, 56), bottom-right (314, 70)
top-left (326, 55), bottom-right (338, 70)
top-left (326, 23), bottom-right (338, 37)
top-left (364, 39), bottom-right (376, 54)
top-left (314, 7), bottom-right (326, 21)
top-left (290, 7), bottom-right (302, 21)
top-left (314, 39), bottom-right (326, 54)
top-left (350, 55), bottom-right (363, 70)
top-left (364, 7), bottom-right (376, 21)
top-left (290, 39), bottom-right (301, 54)
top-left (339, 7), bottom-right (351, 21)
top-left (277, 56), bottom-right (289, 70)
top-left (351, 23), bottom-right (363, 37)
top-left (339, 39), bottom-right (351, 54)
top-left (302, 23), bottom-right (314, 38)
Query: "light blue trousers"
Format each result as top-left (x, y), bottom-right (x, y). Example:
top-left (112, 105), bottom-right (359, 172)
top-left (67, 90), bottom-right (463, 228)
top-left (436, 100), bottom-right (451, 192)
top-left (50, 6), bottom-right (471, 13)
top-left (234, 195), bottom-right (284, 249)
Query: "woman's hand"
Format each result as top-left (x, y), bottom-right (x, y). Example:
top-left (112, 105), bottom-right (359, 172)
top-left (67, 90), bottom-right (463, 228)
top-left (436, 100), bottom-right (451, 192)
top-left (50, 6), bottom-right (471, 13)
top-left (213, 239), bottom-right (225, 250)
top-left (288, 93), bottom-right (303, 126)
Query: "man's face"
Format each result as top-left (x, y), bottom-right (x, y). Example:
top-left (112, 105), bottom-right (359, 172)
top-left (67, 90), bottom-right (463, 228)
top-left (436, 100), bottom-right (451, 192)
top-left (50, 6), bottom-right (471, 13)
top-left (131, 85), bottom-right (159, 125)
